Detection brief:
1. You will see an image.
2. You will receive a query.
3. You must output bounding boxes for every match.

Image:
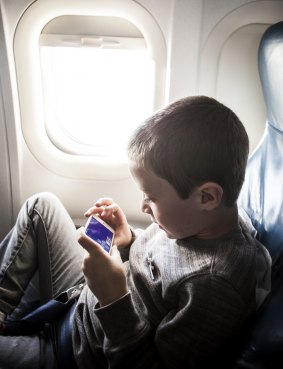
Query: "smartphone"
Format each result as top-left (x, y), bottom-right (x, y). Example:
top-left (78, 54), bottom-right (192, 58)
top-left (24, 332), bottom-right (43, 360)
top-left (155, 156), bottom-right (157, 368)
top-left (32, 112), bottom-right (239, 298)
top-left (85, 215), bottom-right (115, 253)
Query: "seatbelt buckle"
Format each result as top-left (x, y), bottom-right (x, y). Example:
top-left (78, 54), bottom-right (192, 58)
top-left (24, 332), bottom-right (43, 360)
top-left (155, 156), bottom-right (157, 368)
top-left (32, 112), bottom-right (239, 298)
top-left (55, 283), bottom-right (84, 304)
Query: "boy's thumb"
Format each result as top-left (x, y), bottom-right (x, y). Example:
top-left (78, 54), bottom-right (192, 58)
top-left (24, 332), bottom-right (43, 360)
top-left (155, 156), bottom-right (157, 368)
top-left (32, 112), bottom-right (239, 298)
top-left (77, 227), bottom-right (99, 254)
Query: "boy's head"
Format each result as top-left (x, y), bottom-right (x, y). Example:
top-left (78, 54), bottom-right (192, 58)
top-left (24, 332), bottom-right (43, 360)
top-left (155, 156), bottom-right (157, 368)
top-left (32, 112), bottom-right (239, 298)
top-left (128, 95), bottom-right (249, 208)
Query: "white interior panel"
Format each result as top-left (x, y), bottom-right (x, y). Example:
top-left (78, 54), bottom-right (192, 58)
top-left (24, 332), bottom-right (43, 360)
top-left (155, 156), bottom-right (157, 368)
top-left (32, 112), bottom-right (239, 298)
top-left (216, 24), bottom-right (268, 153)
top-left (199, 1), bottom-right (283, 154)
top-left (0, 91), bottom-right (13, 240)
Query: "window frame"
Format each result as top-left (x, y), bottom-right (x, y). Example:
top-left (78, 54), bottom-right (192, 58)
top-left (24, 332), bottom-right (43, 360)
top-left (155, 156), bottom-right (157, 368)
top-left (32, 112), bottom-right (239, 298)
top-left (14, 0), bottom-right (166, 180)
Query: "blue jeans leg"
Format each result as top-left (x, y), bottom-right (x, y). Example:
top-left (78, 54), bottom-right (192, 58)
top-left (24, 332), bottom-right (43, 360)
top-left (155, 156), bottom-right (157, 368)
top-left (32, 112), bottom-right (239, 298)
top-left (0, 192), bottom-right (86, 369)
top-left (0, 192), bottom-right (85, 319)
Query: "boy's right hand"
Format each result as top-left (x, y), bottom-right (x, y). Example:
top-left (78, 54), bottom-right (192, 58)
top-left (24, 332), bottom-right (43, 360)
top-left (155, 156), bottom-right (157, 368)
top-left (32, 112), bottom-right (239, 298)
top-left (84, 198), bottom-right (132, 248)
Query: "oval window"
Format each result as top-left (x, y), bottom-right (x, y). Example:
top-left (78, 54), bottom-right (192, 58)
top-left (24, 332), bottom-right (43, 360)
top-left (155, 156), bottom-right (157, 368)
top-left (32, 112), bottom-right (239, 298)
top-left (40, 16), bottom-right (154, 160)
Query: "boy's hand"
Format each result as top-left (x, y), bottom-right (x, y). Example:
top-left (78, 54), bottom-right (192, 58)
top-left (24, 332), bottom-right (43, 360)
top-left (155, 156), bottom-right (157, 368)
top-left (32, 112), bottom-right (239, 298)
top-left (77, 228), bottom-right (128, 306)
top-left (84, 198), bottom-right (132, 248)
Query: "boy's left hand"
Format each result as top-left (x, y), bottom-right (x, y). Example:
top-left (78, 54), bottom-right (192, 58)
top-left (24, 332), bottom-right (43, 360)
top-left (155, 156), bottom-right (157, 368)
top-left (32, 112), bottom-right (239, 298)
top-left (77, 228), bottom-right (128, 306)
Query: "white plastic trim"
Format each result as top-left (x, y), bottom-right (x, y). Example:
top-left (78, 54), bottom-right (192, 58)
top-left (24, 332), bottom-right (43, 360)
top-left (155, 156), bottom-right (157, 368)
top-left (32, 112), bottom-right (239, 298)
top-left (14, 0), bottom-right (166, 180)
top-left (198, 1), bottom-right (283, 95)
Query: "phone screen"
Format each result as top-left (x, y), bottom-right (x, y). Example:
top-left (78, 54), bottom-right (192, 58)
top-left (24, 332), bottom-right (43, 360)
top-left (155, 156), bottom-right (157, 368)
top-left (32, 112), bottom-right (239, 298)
top-left (85, 216), bottom-right (114, 253)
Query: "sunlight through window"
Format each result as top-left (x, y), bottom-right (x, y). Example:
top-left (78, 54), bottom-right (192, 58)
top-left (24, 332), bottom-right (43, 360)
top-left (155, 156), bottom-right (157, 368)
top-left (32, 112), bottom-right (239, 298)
top-left (40, 42), bottom-right (154, 159)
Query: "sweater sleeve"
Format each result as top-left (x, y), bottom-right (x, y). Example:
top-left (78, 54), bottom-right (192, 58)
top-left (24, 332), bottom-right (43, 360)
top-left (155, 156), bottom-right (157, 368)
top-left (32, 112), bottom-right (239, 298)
top-left (94, 292), bottom-right (156, 368)
top-left (94, 274), bottom-right (250, 369)
top-left (119, 227), bottom-right (145, 262)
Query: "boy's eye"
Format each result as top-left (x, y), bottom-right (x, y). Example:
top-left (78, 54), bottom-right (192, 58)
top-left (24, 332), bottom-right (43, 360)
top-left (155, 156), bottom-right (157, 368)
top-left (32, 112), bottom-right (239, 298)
top-left (143, 194), bottom-right (154, 203)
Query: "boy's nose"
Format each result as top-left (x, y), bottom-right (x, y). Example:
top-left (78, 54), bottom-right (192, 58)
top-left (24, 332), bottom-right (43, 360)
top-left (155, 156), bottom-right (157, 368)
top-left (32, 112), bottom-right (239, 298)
top-left (141, 200), bottom-right (152, 215)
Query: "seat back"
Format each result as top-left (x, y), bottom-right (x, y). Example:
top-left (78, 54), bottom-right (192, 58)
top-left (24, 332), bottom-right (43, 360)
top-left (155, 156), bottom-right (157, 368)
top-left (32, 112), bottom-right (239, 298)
top-left (239, 21), bottom-right (283, 264)
top-left (235, 21), bottom-right (283, 368)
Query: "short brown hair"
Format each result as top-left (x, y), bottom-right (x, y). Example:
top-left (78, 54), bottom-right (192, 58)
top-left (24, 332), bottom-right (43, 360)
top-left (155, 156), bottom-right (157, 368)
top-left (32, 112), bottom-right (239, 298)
top-left (128, 96), bottom-right (249, 207)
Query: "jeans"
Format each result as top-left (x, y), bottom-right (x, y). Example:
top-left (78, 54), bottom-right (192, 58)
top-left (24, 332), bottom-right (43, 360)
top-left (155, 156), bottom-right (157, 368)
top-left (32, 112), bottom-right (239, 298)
top-left (0, 192), bottom-right (86, 369)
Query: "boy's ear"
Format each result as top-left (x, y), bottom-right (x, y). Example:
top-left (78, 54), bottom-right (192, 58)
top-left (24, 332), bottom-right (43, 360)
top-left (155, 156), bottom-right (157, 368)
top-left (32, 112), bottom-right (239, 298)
top-left (198, 182), bottom-right (223, 210)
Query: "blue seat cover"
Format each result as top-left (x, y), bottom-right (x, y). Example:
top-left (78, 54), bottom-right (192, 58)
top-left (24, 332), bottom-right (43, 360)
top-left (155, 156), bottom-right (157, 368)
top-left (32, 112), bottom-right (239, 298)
top-left (239, 21), bottom-right (283, 264)
top-left (235, 21), bottom-right (283, 368)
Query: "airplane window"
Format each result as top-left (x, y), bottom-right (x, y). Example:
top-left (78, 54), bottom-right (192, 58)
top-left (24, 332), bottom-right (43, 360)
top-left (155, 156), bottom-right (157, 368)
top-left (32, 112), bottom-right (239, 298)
top-left (14, 2), bottom-right (166, 179)
top-left (40, 30), bottom-right (154, 159)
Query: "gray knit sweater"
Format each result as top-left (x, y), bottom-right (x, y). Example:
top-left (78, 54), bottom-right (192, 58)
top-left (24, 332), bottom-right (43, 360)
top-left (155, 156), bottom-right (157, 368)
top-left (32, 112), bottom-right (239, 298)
top-left (72, 220), bottom-right (271, 369)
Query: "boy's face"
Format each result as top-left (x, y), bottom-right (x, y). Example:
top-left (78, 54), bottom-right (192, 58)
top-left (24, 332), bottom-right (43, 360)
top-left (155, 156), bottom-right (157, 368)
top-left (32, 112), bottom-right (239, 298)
top-left (129, 161), bottom-right (204, 239)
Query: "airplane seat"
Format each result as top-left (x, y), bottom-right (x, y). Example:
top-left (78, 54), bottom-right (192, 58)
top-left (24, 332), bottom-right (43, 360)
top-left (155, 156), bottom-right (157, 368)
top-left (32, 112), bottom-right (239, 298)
top-left (234, 20), bottom-right (283, 368)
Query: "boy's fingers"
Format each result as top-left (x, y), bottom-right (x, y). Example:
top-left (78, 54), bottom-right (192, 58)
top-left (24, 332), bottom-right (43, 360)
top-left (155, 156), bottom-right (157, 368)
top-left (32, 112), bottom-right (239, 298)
top-left (95, 198), bottom-right (114, 206)
top-left (84, 199), bottom-right (117, 218)
top-left (84, 206), bottom-right (104, 217)
top-left (77, 228), bottom-right (104, 255)
top-left (77, 227), bottom-right (91, 252)
top-left (100, 204), bottom-right (119, 217)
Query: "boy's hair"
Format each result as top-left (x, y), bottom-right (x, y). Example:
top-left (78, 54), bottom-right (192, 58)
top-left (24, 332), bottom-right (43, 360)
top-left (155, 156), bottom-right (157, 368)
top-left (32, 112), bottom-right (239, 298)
top-left (128, 95), bottom-right (249, 207)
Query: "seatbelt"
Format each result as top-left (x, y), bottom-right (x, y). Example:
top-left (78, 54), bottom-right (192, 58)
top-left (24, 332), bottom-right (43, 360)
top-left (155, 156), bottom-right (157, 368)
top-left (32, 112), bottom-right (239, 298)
top-left (4, 283), bottom-right (84, 368)
top-left (3, 283), bottom-right (84, 335)
top-left (54, 300), bottom-right (78, 369)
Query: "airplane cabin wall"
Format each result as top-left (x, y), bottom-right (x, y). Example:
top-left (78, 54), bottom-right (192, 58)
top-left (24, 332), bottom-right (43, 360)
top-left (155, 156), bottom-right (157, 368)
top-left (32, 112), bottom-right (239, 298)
top-left (0, 0), bottom-right (282, 239)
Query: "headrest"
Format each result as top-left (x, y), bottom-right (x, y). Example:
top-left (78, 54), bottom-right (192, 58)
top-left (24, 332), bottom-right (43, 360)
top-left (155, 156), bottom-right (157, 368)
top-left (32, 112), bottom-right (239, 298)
top-left (238, 21), bottom-right (283, 263)
top-left (259, 21), bottom-right (283, 131)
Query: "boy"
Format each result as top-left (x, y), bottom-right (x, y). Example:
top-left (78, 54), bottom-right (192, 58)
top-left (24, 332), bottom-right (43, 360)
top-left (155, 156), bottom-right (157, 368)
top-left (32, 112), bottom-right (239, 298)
top-left (0, 96), bottom-right (270, 368)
